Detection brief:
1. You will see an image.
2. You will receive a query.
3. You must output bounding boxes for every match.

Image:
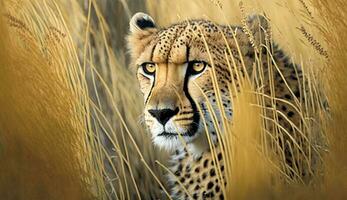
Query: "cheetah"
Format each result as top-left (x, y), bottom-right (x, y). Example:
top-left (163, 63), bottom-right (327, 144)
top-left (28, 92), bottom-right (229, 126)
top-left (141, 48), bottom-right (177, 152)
top-left (127, 12), bottom-right (318, 199)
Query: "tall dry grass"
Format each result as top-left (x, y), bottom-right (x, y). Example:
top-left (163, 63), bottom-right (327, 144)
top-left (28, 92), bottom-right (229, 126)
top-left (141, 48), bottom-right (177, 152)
top-left (1, 0), bottom-right (169, 199)
top-left (0, 0), bottom-right (98, 199)
top-left (311, 0), bottom-right (347, 199)
top-left (0, 0), bottom-right (346, 199)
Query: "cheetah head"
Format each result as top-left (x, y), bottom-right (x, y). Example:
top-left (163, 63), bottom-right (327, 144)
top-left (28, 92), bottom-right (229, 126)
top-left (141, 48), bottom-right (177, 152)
top-left (127, 13), bottom-right (264, 151)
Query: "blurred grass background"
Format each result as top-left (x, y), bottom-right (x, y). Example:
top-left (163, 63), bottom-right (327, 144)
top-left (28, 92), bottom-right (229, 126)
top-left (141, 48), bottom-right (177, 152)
top-left (0, 0), bottom-right (346, 199)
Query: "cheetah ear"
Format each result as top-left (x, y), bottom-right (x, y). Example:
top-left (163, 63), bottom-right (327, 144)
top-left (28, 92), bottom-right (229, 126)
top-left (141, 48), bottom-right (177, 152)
top-left (130, 12), bottom-right (156, 33)
top-left (127, 12), bottom-right (157, 64)
top-left (246, 14), bottom-right (270, 46)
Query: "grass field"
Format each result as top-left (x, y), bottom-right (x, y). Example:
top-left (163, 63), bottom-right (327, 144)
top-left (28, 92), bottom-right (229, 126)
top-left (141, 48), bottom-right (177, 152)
top-left (0, 0), bottom-right (346, 199)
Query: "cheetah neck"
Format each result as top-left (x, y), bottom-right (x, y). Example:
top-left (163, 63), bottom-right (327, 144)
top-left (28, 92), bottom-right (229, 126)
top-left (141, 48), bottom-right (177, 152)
top-left (168, 135), bottom-right (224, 200)
top-left (186, 132), bottom-right (211, 157)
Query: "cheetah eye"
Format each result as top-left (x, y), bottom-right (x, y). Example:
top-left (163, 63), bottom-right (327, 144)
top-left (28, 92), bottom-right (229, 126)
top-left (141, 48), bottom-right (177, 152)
top-left (188, 61), bottom-right (207, 75)
top-left (140, 62), bottom-right (156, 76)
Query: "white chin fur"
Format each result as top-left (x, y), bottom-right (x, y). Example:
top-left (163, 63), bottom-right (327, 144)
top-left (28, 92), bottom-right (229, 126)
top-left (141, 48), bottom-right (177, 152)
top-left (148, 118), bottom-right (201, 151)
top-left (152, 133), bottom-right (199, 151)
top-left (146, 112), bottom-right (224, 152)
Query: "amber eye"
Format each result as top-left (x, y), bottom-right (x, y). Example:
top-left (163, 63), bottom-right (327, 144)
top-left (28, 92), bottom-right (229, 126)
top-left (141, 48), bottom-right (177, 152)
top-left (188, 61), bottom-right (207, 75)
top-left (141, 62), bottom-right (156, 75)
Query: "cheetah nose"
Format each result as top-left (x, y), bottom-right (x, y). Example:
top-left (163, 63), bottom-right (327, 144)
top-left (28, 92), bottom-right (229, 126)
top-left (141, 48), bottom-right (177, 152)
top-left (148, 107), bottom-right (179, 125)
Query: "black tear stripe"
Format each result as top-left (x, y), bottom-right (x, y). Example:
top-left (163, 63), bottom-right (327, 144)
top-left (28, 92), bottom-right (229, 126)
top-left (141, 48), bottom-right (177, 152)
top-left (184, 45), bottom-right (200, 137)
top-left (145, 43), bottom-right (158, 105)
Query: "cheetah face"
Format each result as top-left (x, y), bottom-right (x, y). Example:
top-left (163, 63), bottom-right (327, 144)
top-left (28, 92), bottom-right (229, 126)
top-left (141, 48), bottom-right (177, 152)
top-left (127, 13), bottom-right (235, 150)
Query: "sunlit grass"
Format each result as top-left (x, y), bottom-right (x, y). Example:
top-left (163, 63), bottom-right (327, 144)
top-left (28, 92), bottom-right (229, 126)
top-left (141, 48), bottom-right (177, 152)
top-left (0, 0), bottom-right (346, 199)
top-left (0, 0), bottom-right (98, 199)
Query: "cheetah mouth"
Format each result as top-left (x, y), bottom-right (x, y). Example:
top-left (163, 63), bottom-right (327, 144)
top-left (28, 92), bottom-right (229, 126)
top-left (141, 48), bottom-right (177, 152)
top-left (157, 131), bottom-right (196, 137)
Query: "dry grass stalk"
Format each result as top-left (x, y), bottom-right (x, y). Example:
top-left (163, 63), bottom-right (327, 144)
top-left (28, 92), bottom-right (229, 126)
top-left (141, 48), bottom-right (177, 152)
top-left (298, 25), bottom-right (328, 59)
top-left (0, 0), bottom-right (98, 199)
top-left (1, 0), bottom-right (346, 199)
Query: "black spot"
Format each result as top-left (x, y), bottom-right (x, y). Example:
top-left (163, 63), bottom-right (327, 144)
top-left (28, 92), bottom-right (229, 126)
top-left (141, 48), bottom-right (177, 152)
top-left (193, 193), bottom-right (198, 199)
top-left (195, 185), bottom-right (200, 190)
top-left (218, 153), bottom-right (222, 161)
top-left (281, 105), bottom-right (287, 111)
top-left (204, 159), bottom-right (209, 167)
top-left (288, 111), bottom-right (294, 117)
top-left (207, 181), bottom-right (214, 189)
top-left (246, 50), bottom-right (255, 59)
top-left (210, 169), bottom-right (216, 177)
top-left (180, 177), bottom-right (185, 183)
top-left (284, 94), bottom-right (292, 100)
top-left (221, 166), bottom-right (224, 171)
top-left (178, 157), bottom-right (183, 162)
top-left (195, 167), bottom-right (200, 173)
top-left (290, 74), bottom-right (298, 80)
top-left (136, 17), bottom-right (155, 30)
top-left (177, 164), bottom-right (183, 172)
top-left (215, 185), bottom-right (220, 192)
top-left (220, 194), bottom-right (224, 200)
top-left (294, 90), bottom-right (300, 97)
top-left (202, 191), bottom-right (207, 198)
top-left (202, 173), bottom-right (207, 179)
top-left (174, 170), bottom-right (181, 176)
top-left (261, 46), bottom-right (267, 54)
top-left (197, 155), bottom-right (203, 162)
top-left (189, 180), bottom-right (194, 184)
top-left (186, 165), bottom-right (191, 172)
top-left (205, 192), bottom-right (214, 198)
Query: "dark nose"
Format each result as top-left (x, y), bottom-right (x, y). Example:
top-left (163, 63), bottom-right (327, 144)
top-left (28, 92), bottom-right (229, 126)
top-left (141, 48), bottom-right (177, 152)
top-left (148, 107), bottom-right (179, 125)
